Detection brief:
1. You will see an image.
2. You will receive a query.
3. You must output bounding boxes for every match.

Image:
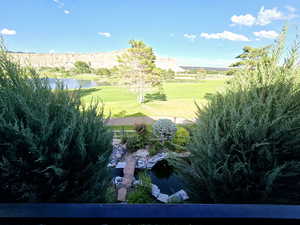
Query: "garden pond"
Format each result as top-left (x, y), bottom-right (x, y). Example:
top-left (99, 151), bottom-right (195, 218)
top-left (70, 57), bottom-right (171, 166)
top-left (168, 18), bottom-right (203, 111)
top-left (111, 160), bottom-right (184, 195)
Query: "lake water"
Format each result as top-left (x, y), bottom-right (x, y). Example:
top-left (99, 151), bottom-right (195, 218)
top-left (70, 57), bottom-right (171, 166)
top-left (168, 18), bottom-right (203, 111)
top-left (48, 78), bottom-right (107, 89)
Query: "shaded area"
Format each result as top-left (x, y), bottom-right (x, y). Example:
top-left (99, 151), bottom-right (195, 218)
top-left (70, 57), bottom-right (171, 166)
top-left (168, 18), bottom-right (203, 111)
top-left (111, 160), bottom-right (184, 196)
top-left (72, 88), bottom-right (100, 98)
top-left (148, 160), bottom-right (184, 195)
top-left (144, 92), bottom-right (167, 103)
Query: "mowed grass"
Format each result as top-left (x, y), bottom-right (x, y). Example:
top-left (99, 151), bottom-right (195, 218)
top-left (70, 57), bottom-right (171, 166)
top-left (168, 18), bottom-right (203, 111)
top-left (80, 79), bottom-right (228, 119)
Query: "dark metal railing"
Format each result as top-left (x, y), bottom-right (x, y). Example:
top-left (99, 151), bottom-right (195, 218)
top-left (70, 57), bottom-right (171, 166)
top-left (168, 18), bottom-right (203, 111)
top-left (0, 203), bottom-right (300, 224)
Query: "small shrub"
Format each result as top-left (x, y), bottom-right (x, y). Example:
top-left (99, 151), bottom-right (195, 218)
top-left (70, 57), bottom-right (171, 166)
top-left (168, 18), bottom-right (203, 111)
top-left (104, 184), bottom-right (117, 203)
top-left (173, 127), bottom-right (190, 146)
top-left (152, 119), bottom-right (177, 143)
top-left (134, 123), bottom-right (149, 145)
top-left (126, 135), bottom-right (143, 152)
top-left (149, 146), bottom-right (159, 156)
top-left (127, 172), bottom-right (155, 203)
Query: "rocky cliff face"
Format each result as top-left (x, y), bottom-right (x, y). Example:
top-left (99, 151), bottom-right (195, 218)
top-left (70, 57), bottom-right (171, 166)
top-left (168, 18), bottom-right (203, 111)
top-left (9, 50), bottom-right (184, 72)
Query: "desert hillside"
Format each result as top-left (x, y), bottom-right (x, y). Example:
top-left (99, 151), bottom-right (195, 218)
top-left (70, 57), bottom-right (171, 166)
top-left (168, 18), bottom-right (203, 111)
top-left (9, 50), bottom-right (184, 72)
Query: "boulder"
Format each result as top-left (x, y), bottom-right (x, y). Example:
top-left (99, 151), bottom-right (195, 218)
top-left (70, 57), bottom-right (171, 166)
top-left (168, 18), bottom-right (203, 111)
top-left (134, 149), bottom-right (149, 158)
top-left (151, 184), bottom-right (160, 198)
top-left (157, 193), bottom-right (169, 203)
top-left (116, 162), bottom-right (126, 169)
top-left (136, 158), bottom-right (147, 169)
top-left (168, 189), bottom-right (189, 202)
top-left (146, 152), bottom-right (168, 168)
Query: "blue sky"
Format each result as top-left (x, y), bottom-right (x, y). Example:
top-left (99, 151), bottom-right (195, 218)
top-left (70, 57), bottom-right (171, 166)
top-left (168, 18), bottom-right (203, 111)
top-left (0, 0), bottom-right (299, 67)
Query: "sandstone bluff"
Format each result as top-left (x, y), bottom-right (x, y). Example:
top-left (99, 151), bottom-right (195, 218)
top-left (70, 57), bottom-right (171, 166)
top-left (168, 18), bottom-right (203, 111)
top-left (9, 50), bottom-right (184, 72)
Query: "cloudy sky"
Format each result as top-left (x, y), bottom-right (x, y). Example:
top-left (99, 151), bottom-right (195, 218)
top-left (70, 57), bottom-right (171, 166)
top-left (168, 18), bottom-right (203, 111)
top-left (0, 0), bottom-right (299, 67)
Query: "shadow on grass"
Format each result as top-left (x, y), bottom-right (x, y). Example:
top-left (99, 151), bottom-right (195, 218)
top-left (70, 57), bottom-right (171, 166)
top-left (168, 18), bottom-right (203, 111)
top-left (204, 93), bottom-right (214, 101)
top-left (69, 88), bottom-right (100, 98)
top-left (144, 92), bottom-right (167, 103)
top-left (112, 110), bottom-right (148, 118)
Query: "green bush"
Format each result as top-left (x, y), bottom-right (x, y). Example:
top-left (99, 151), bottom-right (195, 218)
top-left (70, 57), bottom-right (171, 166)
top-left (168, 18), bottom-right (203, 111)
top-left (105, 184), bottom-right (117, 203)
top-left (173, 127), bottom-right (190, 146)
top-left (148, 146), bottom-right (159, 156)
top-left (0, 45), bottom-right (113, 202)
top-left (174, 27), bottom-right (300, 204)
top-left (134, 123), bottom-right (149, 145)
top-left (126, 135), bottom-right (143, 152)
top-left (95, 68), bottom-right (111, 76)
top-left (73, 61), bottom-right (92, 74)
top-left (127, 172), bottom-right (155, 203)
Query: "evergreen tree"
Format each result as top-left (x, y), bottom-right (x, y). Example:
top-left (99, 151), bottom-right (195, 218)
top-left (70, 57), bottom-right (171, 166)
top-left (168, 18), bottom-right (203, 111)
top-left (0, 43), bottom-right (113, 202)
top-left (117, 40), bottom-right (160, 103)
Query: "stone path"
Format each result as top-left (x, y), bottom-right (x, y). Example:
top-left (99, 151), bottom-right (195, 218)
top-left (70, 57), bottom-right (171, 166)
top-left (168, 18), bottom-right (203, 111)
top-left (107, 116), bottom-right (195, 126)
top-left (117, 154), bottom-right (137, 201)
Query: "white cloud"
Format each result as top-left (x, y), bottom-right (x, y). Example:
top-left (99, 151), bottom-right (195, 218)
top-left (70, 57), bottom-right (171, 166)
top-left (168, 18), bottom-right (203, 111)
top-left (53, 0), bottom-right (64, 8)
top-left (231, 14), bottom-right (256, 26)
top-left (1, 28), bottom-right (16, 35)
top-left (200, 31), bottom-right (250, 42)
top-left (49, 49), bottom-right (55, 54)
top-left (256, 7), bottom-right (284, 25)
top-left (253, 30), bottom-right (279, 39)
top-left (64, 10), bottom-right (70, 14)
top-left (98, 32), bottom-right (111, 38)
top-left (183, 34), bottom-right (197, 41)
top-left (285, 5), bottom-right (296, 13)
top-left (230, 6), bottom-right (298, 26)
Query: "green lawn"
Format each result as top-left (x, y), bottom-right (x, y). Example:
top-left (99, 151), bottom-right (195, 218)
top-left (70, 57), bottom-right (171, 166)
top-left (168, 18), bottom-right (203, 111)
top-left (79, 79), bottom-right (228, 119)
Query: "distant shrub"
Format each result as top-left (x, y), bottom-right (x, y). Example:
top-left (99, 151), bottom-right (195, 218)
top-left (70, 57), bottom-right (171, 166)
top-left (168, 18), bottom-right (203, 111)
top-left (174, 27), bottom-right (300, 204)
top-left (74, 61), bottom-right (92, 74)
top-left (173, 127), bottom-right (190, 146)
top-left (95, 68), bottom-right (111, 76)
top-left (152, 119), bottom-right (177, 143)
top-left (144, 92), bottom-right (167, 103)
top-left (0, 45), bottom-right (113, 202)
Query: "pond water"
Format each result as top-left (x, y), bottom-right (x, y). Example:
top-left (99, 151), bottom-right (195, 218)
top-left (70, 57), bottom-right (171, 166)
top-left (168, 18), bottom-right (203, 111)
top-left (47, 78), bottom-right (109, 89)
top-left (111, 160), bottom-right (184, 195)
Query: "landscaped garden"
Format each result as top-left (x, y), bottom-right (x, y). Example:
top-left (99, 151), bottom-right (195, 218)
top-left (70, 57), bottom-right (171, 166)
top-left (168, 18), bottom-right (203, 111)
top-left (1, 26), bottom-right (300, 205)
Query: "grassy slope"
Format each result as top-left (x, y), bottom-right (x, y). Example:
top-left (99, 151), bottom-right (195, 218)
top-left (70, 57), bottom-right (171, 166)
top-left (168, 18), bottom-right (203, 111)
top-left (80, 79), bottom-right (227, 119)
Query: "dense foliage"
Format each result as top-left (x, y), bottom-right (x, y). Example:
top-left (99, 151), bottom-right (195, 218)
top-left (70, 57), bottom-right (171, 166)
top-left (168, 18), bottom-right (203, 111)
top-left (74, 61), bottom-right (92, 74)
top-left (127, 172), bottom-right (155, 203)
top-left (0, 46), bottom-right (113, 202)
top-left (173, 27), bottom-right (300, 204)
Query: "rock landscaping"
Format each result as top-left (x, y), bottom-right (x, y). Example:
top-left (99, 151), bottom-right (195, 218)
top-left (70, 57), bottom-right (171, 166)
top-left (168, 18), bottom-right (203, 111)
top-left (108, 143), bottom-right (189, 203)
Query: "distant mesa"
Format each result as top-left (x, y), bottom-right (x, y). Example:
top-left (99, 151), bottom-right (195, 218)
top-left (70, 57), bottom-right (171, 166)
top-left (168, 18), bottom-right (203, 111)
top-left (180, 66), bottom-right (230, 71)
top-left (8, 50), bottom-right (185, 73)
